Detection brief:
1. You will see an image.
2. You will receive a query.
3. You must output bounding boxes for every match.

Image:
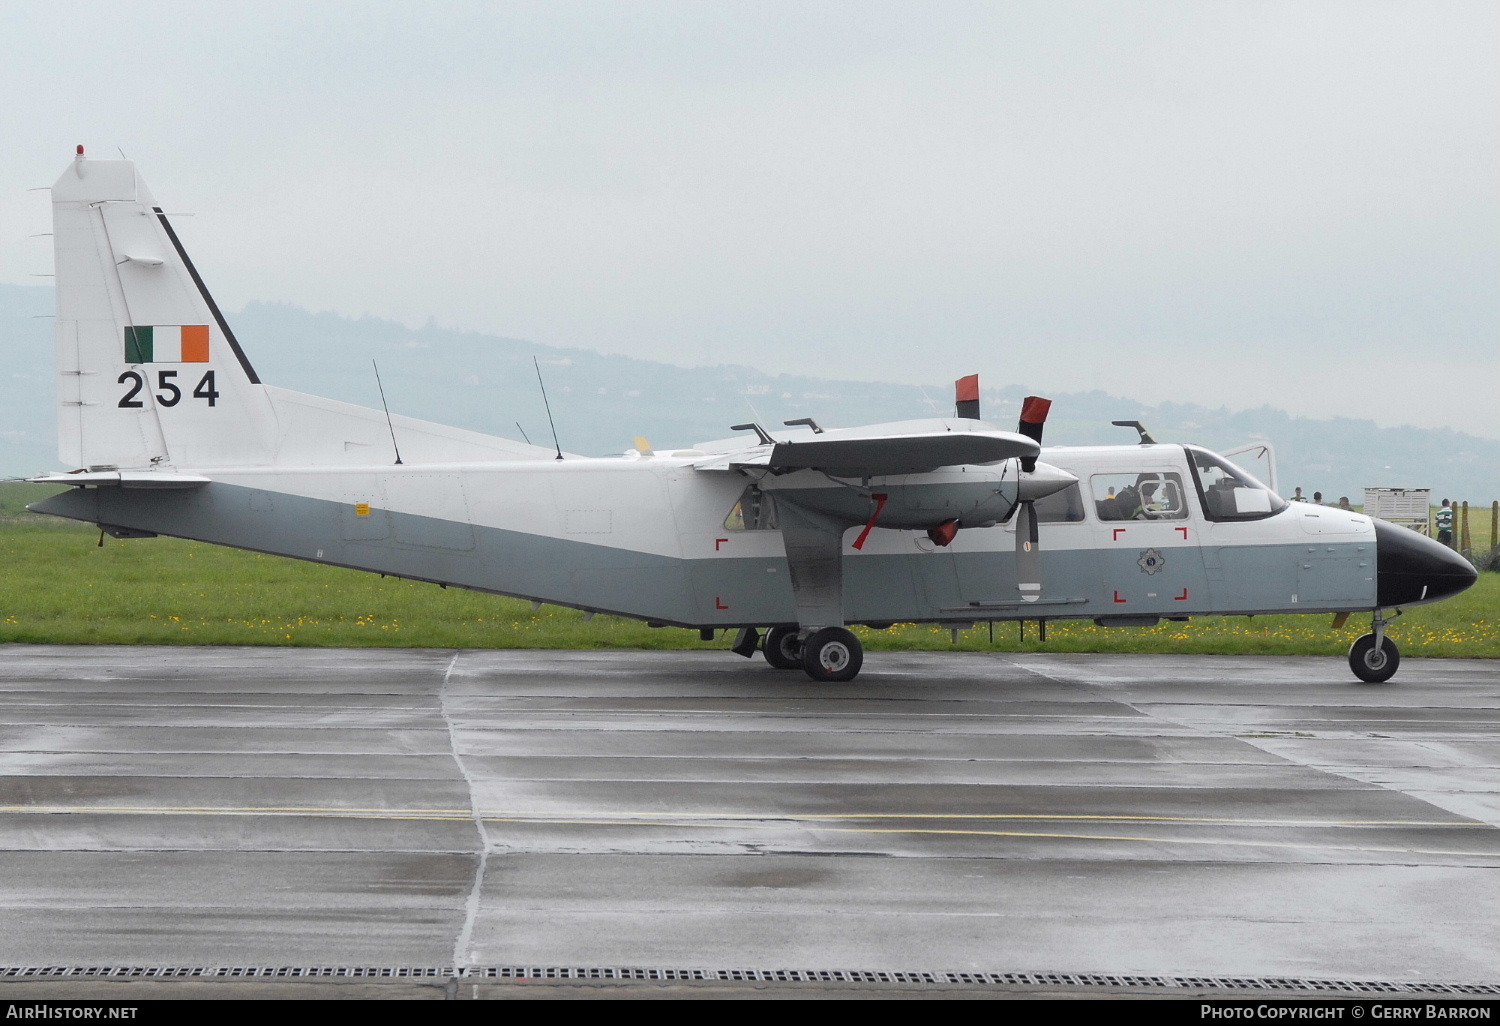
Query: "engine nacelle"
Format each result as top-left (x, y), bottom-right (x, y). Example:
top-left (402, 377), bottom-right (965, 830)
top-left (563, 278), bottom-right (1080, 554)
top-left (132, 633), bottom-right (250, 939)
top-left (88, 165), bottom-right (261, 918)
top-left (764, 461), bottom-right (1076, 531)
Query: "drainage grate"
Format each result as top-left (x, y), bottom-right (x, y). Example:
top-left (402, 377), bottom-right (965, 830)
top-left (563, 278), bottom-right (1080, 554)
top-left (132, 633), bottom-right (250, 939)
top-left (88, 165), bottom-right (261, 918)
top-left (0, 967), bottom-right (452, 980)
top-left (2, 966), bottom-right (1497, 994)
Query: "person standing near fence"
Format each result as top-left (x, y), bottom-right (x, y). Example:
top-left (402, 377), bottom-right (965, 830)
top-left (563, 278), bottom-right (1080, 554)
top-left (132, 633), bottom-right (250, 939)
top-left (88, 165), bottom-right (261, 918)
top-left (1436, 499), bottom-right (1455, 548)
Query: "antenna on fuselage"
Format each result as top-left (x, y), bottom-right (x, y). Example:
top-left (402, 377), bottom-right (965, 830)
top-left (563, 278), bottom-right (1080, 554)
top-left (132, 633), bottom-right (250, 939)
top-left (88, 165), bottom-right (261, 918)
top-left (533, 357), bottom-right (564, 460)
top-left (371, 360), bottom-right (404, 465)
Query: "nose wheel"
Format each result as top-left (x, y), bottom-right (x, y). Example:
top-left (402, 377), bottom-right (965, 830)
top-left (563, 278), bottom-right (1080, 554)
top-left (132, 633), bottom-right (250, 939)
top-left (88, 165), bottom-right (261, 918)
top-left (1349, 632), bottom-right (1400, 684)
top-left (800, 627), bottom-right (863, 682)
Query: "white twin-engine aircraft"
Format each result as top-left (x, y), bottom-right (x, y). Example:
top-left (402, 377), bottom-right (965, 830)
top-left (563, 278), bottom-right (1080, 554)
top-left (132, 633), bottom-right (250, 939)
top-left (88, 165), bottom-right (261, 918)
top-left (30, 150), bottom-right (1477, 683)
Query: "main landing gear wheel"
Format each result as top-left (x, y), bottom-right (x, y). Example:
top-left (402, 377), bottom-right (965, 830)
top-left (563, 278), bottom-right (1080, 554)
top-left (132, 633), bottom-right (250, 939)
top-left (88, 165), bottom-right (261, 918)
top-left (1349, 633), bottom-right (1400, 684)
top-left (763, 626), bottom-right (803, 670)
top-left (801, 627), bottom-right (863, 683)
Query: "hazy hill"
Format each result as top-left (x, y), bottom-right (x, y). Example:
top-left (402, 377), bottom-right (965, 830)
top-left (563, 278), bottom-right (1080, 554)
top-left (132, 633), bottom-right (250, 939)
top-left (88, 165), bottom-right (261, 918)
top-left (2, 284), bottom-right (1496, 502)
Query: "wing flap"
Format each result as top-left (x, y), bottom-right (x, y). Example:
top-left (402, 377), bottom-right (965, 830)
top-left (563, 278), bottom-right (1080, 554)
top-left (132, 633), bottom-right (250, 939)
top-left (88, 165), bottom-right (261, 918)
top-left (691, 452), bottom-right (770, 472)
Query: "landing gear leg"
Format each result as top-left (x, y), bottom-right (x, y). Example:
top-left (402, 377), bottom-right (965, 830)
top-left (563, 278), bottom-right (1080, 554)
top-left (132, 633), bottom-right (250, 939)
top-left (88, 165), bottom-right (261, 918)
top-left (1349, 609), bottom-right (1400, 684)
top-left (801, 626), bottom-right (863, 683)
top-left (776, 504), bottom-right (863, 682)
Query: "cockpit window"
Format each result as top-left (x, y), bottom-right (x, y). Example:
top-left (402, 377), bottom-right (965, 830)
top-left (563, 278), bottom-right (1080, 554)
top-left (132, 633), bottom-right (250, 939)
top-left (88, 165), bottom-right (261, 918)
top-left (1186, 447), bottom-right (1288, 522)
top-left (1091, 473), bottom-right (1188, 521)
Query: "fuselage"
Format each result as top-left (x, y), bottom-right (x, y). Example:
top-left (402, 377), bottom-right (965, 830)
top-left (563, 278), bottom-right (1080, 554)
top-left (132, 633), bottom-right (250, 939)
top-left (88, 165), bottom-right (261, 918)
top-left (30, 439), bottom-right (1476, 630)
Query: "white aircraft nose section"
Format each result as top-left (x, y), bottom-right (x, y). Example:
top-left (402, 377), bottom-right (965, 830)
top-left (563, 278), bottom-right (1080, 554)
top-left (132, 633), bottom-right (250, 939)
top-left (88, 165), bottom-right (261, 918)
top-left (1297, 504), bottom-right (1373, 536)
top-left (1015, 462), bottom-right (1077, 502)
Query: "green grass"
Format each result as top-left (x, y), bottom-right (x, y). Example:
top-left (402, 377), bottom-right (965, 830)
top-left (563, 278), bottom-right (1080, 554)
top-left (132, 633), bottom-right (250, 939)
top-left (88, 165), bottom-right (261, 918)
top-left (0, 482), bottom-right (69, 518)
top-left (3, 484), bottom-right (1496, 657)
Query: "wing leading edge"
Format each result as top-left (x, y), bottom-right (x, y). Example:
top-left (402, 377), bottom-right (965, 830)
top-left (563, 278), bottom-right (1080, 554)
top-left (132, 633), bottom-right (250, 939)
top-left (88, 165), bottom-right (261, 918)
top-left (696, 426), bottom-right (1039, 477)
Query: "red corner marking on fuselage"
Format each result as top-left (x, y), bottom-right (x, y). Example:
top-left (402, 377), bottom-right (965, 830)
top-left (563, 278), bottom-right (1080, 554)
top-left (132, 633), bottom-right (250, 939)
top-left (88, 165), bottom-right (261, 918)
top-left (1176, 527), bottom-right (1190, 540)
top-left (1113, 591), bottom-right (1127, 603)
top-left (715, 597), bottom-right (730, 610)
top-left (1175, 588), bottom-right (1189, 601)
top-left (715, 538), bottom-right (728, 551)
top-left (1112, 528), bottom-right (1127, 541)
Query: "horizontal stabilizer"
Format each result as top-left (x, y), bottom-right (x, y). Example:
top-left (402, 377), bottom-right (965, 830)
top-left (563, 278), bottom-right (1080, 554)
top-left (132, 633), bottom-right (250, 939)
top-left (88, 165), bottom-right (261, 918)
top-left (30, 471), bottom-right (212, 488)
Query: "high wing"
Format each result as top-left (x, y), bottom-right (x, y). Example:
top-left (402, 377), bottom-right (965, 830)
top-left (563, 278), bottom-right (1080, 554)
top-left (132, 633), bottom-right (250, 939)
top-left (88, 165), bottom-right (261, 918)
top-left (694, 420), bottom-right (1039, 477)
top-left (766, 429), bottom-right (1038, 476)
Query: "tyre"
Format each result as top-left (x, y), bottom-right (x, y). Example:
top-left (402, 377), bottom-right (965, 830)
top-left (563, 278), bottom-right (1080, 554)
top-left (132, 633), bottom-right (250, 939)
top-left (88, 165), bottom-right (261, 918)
top-left (763, 626), bottom-right (803, 670)
top-left (1349, 633), bottom-right (1400, 684)
top-left (800, 626), bottom-right (863, 683)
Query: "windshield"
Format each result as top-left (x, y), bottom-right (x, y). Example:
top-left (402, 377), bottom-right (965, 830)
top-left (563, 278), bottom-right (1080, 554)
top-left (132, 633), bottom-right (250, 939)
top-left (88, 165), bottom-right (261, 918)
top-left (1186, 446), bottom-right (1288, 522)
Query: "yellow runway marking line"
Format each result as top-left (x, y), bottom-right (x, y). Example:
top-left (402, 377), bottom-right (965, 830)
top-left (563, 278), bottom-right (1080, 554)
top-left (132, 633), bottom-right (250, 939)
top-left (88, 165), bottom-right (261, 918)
top-left (0, 805), bottom-right (1492, 829)
top-left (0, 805), bottom-right (474, 822)
top-left (803, 827), bottom-right (1500, 860)
top-left (2, 806), bottom-right (1497, 857)
top-left (0, 805), bottom-right (473, 815)
top-left (483, 812), bottom-right (1498, 828)
top-left (479, 818), bottom-right (1500, 859)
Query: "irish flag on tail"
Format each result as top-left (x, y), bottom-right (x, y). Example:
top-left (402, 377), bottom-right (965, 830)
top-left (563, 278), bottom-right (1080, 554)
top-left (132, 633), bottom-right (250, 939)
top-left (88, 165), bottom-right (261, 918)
top-left (124, 325), bottom-right (210, 364)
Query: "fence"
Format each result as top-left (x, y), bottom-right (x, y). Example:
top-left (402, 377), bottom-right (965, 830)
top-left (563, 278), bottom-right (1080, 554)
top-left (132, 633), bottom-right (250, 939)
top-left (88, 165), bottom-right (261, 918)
top-left (1431, 500), bottom-right (1499, 567)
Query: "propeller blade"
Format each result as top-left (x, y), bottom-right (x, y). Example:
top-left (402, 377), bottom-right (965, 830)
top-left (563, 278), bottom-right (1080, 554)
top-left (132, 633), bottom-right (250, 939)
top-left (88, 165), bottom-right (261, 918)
top-left (955, 374), bottom-right (980, 419)
top-left (1015, 500), bottom-right (1041, 603)
top-left (1013, 397), bottom-right (1054, 600)
top-left (1017, 396), bottom-right (1051, 473)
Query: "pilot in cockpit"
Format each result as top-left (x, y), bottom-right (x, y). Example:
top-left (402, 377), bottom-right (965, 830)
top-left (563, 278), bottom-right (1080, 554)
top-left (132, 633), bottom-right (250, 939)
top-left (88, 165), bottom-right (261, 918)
top-left (1134, 481), bottom-right (1163, 518)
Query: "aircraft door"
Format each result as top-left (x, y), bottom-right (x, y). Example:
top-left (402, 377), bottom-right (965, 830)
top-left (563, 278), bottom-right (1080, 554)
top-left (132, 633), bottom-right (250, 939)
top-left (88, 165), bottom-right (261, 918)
top-left (1088, 469), bottom-right (1209, 615)
top-left (1185, 446), bottom-right (1298, 611)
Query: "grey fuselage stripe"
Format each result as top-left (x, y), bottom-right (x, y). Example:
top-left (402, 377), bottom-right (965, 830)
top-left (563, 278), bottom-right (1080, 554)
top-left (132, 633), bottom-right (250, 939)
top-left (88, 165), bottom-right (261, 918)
top-left (31, 483), bottom-right (1378, 628)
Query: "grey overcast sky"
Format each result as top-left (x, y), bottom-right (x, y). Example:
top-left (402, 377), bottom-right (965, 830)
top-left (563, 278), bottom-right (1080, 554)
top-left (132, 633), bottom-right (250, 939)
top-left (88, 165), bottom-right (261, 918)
top-left (3, 1), bottom-right (1496, 436)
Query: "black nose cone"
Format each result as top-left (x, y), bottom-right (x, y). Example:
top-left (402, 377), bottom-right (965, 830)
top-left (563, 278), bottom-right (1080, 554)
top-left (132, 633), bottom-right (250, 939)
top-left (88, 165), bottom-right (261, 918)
top-left (1375, 519), bottom-right (1478, 606)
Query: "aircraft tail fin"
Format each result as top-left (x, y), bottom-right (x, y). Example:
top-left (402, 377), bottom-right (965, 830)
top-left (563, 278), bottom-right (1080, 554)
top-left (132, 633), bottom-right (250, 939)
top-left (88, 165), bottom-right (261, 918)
top-left (51, 150), bottom-right (278, 469)
top-left (50, 149), bottom-right (556, 470)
